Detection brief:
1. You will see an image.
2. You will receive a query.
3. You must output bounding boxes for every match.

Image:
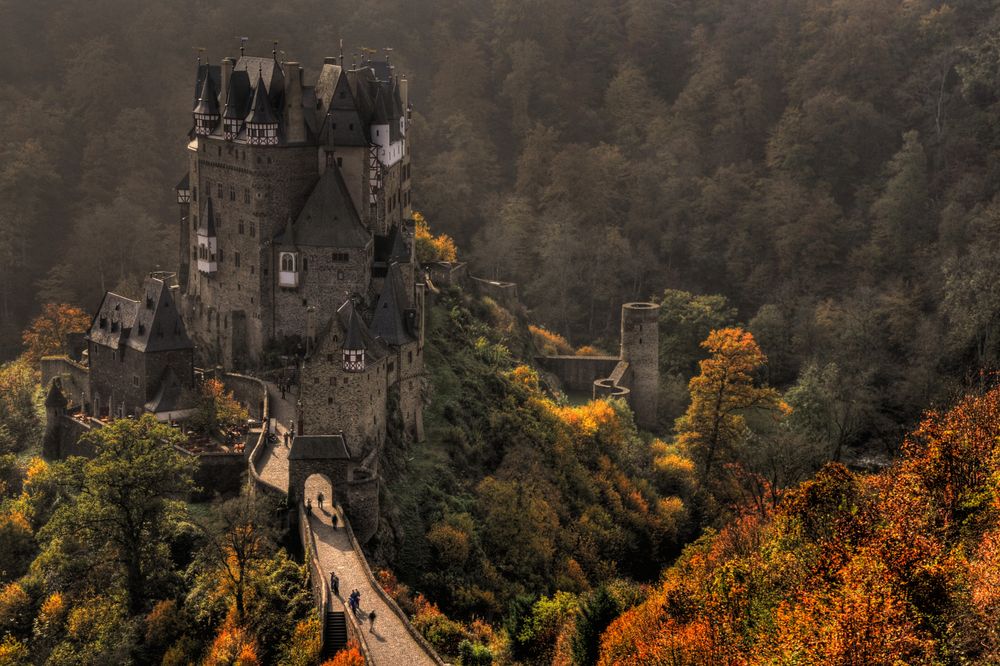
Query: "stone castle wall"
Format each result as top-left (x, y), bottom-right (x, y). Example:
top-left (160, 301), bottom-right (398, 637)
top-left (299, 354), bottom-right (387, 459)
top-left (184, 138), bottom-right (319, 368)
top-left (272, 246), bottom-right (372, 341)
top-left (41, 357), bottom-right (90, 409)
top-left (535, 355), bottom-right (621, 393)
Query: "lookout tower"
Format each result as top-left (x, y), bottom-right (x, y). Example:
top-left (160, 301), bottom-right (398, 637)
top-left (620, 302), bottom-right (660, 429)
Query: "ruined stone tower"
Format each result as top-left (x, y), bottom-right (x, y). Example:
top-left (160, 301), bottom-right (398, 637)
top-left (620, 302), bottom-right (660, 430)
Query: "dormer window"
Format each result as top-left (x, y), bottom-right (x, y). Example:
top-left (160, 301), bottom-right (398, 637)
top-left (279, 252), bottom-right (299, 288)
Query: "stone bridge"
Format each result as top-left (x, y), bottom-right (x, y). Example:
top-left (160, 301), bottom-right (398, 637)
top-left (247, 381), bottom-right (442, 666)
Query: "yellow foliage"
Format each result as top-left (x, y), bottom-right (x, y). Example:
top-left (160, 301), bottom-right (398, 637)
top-left (20, 302), bottom-right (90, 366)
top-left (427, 522), bottom-right (471, 566)
top-left (509, 365), bottom-right (540, 392)
top-left (548, 400), bottom-right (619, 438)
top-left (283, 617), bottom-right (322, 666)
top-left (0, 583), bottom-right (30, 632)
top-left (529, 325), bottom-right (573, 356)
top-left (0, 635), bottom-right (28, 665)
top-left (575, 345), bottom-right (605, 356)
top-left (413, 211), bottom-right (458, 263)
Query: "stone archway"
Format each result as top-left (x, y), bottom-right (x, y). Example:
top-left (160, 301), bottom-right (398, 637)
top-left (287, 434), bottom-right (351, 507)
top-left (303, 472), bottom-right (335, 515)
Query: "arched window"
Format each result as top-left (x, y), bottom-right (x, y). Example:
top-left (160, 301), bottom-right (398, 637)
top-left (280, 253), bottom-right (296, 272)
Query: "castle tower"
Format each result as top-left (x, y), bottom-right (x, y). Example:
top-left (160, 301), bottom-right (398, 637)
top-left (43, 379), bottom-right (68, 460)
top-left (620, 302), bottom-right (660, 430)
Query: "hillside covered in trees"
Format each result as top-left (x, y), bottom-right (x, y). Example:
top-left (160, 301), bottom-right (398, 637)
top-left (5, 0), bottom-right (1000, 454)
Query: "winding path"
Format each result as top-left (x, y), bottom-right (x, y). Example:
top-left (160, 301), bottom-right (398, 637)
top-left (256, 383), bottom-right (439, 666)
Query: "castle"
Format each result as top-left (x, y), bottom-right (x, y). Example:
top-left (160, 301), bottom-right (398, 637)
top-left (43, 49), bottom-right (424, 540)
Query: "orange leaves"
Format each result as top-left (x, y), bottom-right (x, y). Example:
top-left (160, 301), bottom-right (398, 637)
top-left (529, 324), bottom-right (574, 355)
top-left (20, 302), bottom-right (90, 365)
top-left (205, 619), bottom-right (261, 666)
top-left (321, 640), bottom-right (365, 666)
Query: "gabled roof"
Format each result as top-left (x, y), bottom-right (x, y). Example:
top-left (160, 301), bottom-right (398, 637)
top-left (177, 173), bottom-right (190, 191)
top-left (289, 434), bottom-right (350, 460)
top-left (246, 70), bottom-right (278, 125)
top-left (86, 277), bottom-right (193, 354)
top-left (320, 72), bottom-right (368, 147)
top-left (129, 277), bottom-right (193, 353)
top-left (275, 168), bottom-right (369, 248)
top-left (371, 263), bottom-right (414, 346)
top-left (193, 68), bottom-right (220, 116)
top-left (198, 198), bottom-right (217, 236)
top-left (87, 292), bottom-right (139, 350)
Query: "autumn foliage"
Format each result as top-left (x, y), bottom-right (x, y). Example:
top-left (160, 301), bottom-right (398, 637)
top-left (600, 385), bottom-right (1000, 664)
top-left (20, 302), bottom-right (90, 366)
top-left (414, 212), bottom-right (458, 263)
top-left (321, 640), bottom-right (365, 666)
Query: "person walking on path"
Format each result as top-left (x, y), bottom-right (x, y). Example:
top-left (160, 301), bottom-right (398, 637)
top-left (368, 609), bottom-right (377, 632)
top-left (330, 572), bottom-right (339, 597)
top-left (306, 498), bottom-right (312, 514)
top-left (317, 492), bottom-right (325, 511)
top-left (331, 512), bottom-right (339, 529)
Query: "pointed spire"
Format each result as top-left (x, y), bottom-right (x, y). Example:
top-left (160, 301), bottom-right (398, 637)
top-left (246, 68), bottom-right (277, 125)
top-left (193, 67), bottom-right (220, 116)
top-left (344, 305), bottom-right (366, 351)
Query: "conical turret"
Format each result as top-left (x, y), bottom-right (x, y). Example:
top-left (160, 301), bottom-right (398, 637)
top-left (193, 69), bottom-right (220, 136)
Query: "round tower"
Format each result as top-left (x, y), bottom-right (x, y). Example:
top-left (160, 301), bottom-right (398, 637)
top-left (620, 302), bottom-right (660, 430)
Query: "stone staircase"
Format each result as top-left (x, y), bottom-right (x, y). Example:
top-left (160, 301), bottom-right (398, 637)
top-left (323, 610), bottom-right (349, 659)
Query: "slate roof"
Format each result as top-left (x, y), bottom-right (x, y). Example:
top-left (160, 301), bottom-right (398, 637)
top-left (289, 434), bottom-right (350, 460)
top-left (223, 70), bottom-right (252, 120)
top-left (192, 63), bottom-right (221, 108)
top-left (246, 70), bottom-right (278, 125)
top-left (234, 56), bottom-right (284, 105)
top-left (343, 303), bottom-right (367, 351)
top-left (275, 168), bottom-right (369, 248)
top-left (193, 69), bottom-right (220, 116)
top-left (198, 197), bottom-right (217, 236)
top-left (371, 263), bottom-right (415, 346)
top-left (87, 293), bottom-right (139, 350)
top-left (86, 277), bottom-right (193, 353)
top-left (144, 367), bottom-right (192, 413)
top-left (129, 277), bottom-right (193, 353)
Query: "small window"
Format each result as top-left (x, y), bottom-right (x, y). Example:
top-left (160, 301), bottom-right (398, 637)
top-left (239, 220), bottom-right (245, 235)
top-left (229, 185), bottom-right (236, 201)
top-left (235, 252), bottom-right (241, 267)
top-left (408, 351), bottom-right (413, 364)
top-left (302, 298), bottom-right (308, 306)
top-left (244, 188), bottom-right (251, 203)
top-left (280, 253), bottom-right (295, 272)
top-left (132, 375), bottom-right (139, 387)
top-left (327, 354), bottom-right (334, 362)
top-left (249, 222), bottom-right (255, 237)
top-left (328, 397), bottom-right (333, 405)
top-left (303, 257), bottom-right (308, 271)
top-left (217, 183), bottom-right (223, 198)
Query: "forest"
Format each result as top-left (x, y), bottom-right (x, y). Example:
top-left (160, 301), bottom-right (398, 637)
top-left (4, 0), bottom-right (1000, 663)
top-left (4, 0), bottom-right (1000, 457)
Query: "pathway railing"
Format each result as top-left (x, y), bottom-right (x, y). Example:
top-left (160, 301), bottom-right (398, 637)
top-left (299, 502), bottom-right (372, 662)
top-left (337, 504), bottom-right (445, 665)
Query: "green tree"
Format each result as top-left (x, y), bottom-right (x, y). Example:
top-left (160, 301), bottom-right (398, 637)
top-left (39, 415), bottom-right (195, 613)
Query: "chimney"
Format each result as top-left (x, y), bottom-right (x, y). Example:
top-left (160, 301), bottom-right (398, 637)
top-left (221, 57), bottom-right (235, 106)
top-left (324, 56), bottom-right (337, 65)
top-left (400, 75), bottom-right (409, 121)
top-left (284, 61), bottom-right (305, 143)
